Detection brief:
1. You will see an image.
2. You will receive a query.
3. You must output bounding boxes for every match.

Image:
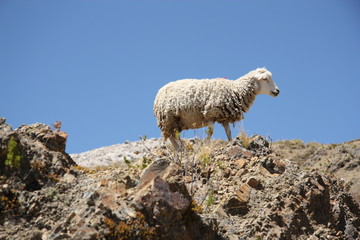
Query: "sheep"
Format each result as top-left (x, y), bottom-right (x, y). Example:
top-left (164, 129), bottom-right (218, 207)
top-left (153, 68), bottom-right (280, 151)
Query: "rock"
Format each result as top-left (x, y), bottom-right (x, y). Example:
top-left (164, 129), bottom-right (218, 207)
top-left (247, 177), bottom-right (260, 189)
top-left (223, 168), bottom-right (231, 178)
top-left (235, 184), bottom-right (251, 202)
top-left (249, 135), bottom-right (269, 150)
top-left (29, 230), bottom-right (43, 240)
top-left (226, 146), bottom-right (245, 159)
top-left (235, 158), bottom-right (247, 169)
top-left (0, 123), bottom-right (75, 191)
top-left (138, 158), bottom-right (172, 187)
top-left (133, 177), bottom-right (191, 226)
top-left (0, 123), bottom-right (359, 240)
top-left (272, 139), bottom-right (360, 205)
top-left (0, 119), bottom-right (12, 139)
top-left (222, 196), bottom-right (249, 216)
top-left (17, 123), bottom-right (69, 152)
top-left (61, 173), bottom-right (76, 183)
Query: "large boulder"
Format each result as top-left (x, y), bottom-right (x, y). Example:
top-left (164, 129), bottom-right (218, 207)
top-left (0, 120), bottom-right (76, 227)
top-left (0, 121), bottom-right (75, 191)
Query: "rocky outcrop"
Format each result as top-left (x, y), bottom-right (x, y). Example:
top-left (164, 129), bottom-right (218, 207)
top-left (0, 120), bottom-right (76, 231)
top-left (171, 135), bottom-right (360, 240)
top-left (0, 120), bottom-right (359, 239)
top-left (272, 139), bottom-right (360, 205)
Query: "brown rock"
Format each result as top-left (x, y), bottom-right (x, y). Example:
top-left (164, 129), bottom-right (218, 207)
top-left (259, 165), bottom-right (280, 177)
top-left (242, 150), bottom-right (254, 159)
top-left (235, 184), bottom-right (251, 202)
top-left (62, 173), bottom-right (76, 183)
top-left (223, 196), bottom-right (249, 216)
top-left (214, 204), bottom-right (228, 218)
top-left (183, 175), bottom-right (193, 183)
top-left (18, 123), bottom-right (69, 152)
top-left (0, 122), bottom-right (75, 191)
top-left (133, 177), bottom-right (190, 222)
top-left (223, 168), bottom-right (231, 178)
top-left (247, 177), bottom-right (260, 188)
top-left (226, 146), bottom-right (244, 159)
top-left (235, 158), bottom-right (247, 169)
top-left (131, 176), bottom-right (207, 240)
top-left (138, 158), bottom-right (180, 188)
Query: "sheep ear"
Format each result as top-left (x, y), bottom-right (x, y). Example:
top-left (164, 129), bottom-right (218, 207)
top-left (259, 76), bottom-right (268, 81)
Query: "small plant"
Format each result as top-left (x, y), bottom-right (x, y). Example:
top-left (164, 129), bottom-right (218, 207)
top-left (174, 129), bottom-right (181, 139)
top-left (239, 132), bottom-right (250, 149)
top-left (184, 141), bottom-right (194, 152)
top-left (103, 212), bottom-right (156, 240)
top-left (71, 165), bottom-right (96, 174)
top-left (5, 136), bottom-right (22, 169)
top-left (139, 134), bottom-right (147, 141)
top-left (205, 126), bottom-right (214, 139)
top-left (307, 142), bottom-right (322, 149)
top-left (344, 181), bottom-right (351, 192)
top-left (141, 156), bottom-right (152, 169)
top-left (191, 199), bottom-right (203, 214)
top-left (0, 195), bottom-right (18, 211)
top-left (282, 139), bottom-right (305, 149)
top-left (200, 153), bottom-right (211, 170)
top-left (206, 189), bottom-right (216, 206)
top-left (328, 144), bottom-right (337, 149)
top-left (46, 173), bottom-right (60, 183)
top-left (124, 156), bottom-right (131, 168)
top-left (216, 160), bottom-right (225, 170)
top-left (53, 121), bottom-right (62, 132)
top-left (31, 160), bottom-right (46, 174)
top-left (139, 134), bottom-right (152, 153)
top-left (0, 189), bottom-right (19, 215)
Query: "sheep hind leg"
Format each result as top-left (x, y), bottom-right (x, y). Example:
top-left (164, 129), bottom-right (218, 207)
top-left (222, 122), bottom-right (232, 141)
top-left (205, 122), bottom-right (215, 143)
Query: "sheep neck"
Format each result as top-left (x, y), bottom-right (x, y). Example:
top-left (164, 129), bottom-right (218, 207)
top-left (233, 77), bottom-right (256, 113)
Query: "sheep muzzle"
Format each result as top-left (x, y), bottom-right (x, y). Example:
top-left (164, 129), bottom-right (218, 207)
top-left (271, 89), bottom-right (280, 97)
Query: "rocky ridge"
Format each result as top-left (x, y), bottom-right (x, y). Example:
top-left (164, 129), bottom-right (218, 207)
top-left (0, 120), bottom-right (359, 239)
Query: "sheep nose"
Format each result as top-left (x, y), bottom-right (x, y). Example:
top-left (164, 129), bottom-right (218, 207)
top-left (272, 89), bottom-right (280, 96)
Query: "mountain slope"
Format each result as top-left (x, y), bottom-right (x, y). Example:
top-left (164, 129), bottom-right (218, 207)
top-left (0, 121), bottom-right (359, 239)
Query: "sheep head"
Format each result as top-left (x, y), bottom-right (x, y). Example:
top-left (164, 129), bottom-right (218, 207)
top-left (252, 68), bottom-right (280, 97)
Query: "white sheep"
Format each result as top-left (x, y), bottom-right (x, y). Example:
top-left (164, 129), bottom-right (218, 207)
top-left (153, 68), bottom-right (280, 150)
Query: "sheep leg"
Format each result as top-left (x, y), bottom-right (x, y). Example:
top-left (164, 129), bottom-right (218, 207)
top-left (169, 136), bottom-right (182, 151)
top-left (206, 122), bottom-right (215, 142)
top-left (222, 122), bottom-right (232, 141)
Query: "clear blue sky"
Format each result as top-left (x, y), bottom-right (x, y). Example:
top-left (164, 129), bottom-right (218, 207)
top-left (1, 1), bottom-right (360, 153)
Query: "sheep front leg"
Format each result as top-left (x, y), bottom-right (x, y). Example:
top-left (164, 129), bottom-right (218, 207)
top-left (169, 136), bottom-right (182, 151)
top-left (222, 122), bottom-right (232, 141)
top-left (206, 122), bottom-right (215, 143)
